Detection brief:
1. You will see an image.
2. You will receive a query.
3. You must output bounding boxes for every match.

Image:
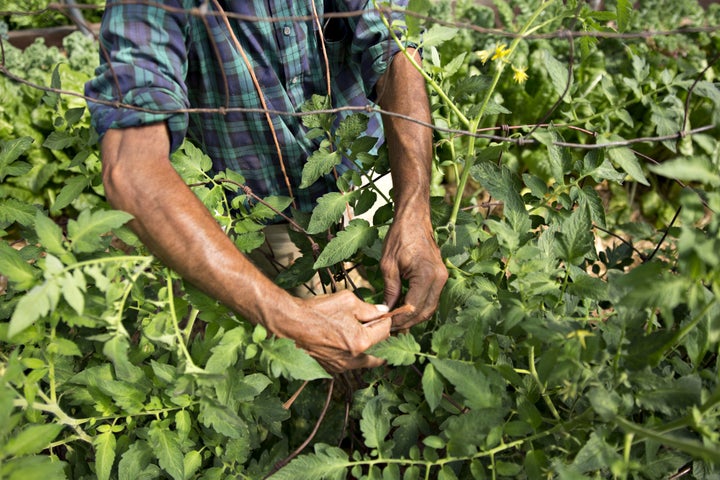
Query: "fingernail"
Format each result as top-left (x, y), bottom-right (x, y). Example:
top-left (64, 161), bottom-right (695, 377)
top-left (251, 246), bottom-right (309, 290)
top-left (375, 304), bottom-right (390, 313)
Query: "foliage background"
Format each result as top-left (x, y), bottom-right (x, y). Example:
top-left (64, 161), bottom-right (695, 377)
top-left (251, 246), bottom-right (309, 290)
top-left (1, 0), bottom-right (719, 479)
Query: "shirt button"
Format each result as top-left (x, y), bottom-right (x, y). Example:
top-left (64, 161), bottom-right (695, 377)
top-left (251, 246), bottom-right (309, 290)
top-left (283, 26), bottom-right (292, 36)
top-left (291, 76), bottom-right (299, 84)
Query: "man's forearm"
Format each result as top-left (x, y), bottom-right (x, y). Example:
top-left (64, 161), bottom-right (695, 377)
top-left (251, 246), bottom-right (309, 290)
top-left (376, 48), bottom-right (433, 218)
top-left (101, 124), bottom-right (292, 326)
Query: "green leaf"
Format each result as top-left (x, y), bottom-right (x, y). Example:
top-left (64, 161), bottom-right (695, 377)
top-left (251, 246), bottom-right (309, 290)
top-left (2, 423), bottom-right (64, 457)
top-left (205, 326), bottom-right (246, 374)
top-left (313, 219), bottom-right (377, 269)
top-left (67, 209), bottom-right (134, 253)
top-left (148, 421), bottom-right (184, 480)
top-left (573, 185), bottom-right (607, 229)
top-left (360, 396), bottom-right (391, 449)
top-left (588, 387), bottom-right (620, 421)
top-left (0, 455), bottom-right (66, 480)
top-left (51, 175), bottom-right (90, 213)
top-left (61, 271), bottom-right (85, 315)
top-left (198, 399), bottom-right (250, 440)
top-left (268, 444), bottom-right (349, 480)
top-left (118, 441), bottom-right (161, 480)
top-left (422, 363), bottom-right (444, 413)
top-left (543, 50), bottom-right (571, 99)
top-left (43, 130), bottom-right (78, 150)
top-left (34, 212), bottom-right (66, 257)
top-left (300, 94), bottom-right (333, 130)
top-left (0, 241), bottom-right (37, 290)
top-left (93, 431), bottom-right (116, 480)
top-left (616, 0), bottom-right (633, 32)
top-left (553, 205), bottom-right (593, 265)
top-left (336, 114), bottom-right (369, 151)
top-left (421, 24), bottom-right (458, 48)
top-left (8, 279), bottom-right (61, 338)
top-left (367, 334), bottom-right (420, 366)
top-left (429, 358), bottom-right (507, 410)
top-left (307, 191), bottom-right (357, 234)
top-left (260, 338), bottom-right (331, 380)
top-left (0, 137), bottom-right (34, 182)
top-left (600, 135), bottom-right (649, 186)
top-left (0, 198), bottom-right (38, 226)
top-left (250, 195), bottom-right (293, 221)
top-left (648, 157), bottom-right (720, 186)
top-left (472, 160), bottom-right (525, 214)
top-left (299, 147), bottom-right (341, 189)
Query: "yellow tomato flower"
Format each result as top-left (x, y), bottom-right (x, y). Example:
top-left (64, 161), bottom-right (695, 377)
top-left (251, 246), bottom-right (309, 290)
top-left (476, 49), bottom-right (492, 64)
top-left (491, 43), bottom-right (511, 61)
top-left (512, 65), bottom-right (529, 84)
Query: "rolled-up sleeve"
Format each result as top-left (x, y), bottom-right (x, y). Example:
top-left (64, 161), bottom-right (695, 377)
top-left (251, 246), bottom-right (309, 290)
top-left (85, 0), bottom-right (190, 152)
top-left (345, 0), bottom-right (408, 99)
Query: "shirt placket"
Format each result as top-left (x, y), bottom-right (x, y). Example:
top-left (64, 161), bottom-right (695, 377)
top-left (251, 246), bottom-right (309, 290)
top-left (271, 1), bottom-right (308, 107)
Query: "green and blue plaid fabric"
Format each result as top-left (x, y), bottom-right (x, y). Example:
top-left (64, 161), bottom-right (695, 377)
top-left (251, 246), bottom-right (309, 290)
top-left (85, 0), bottom-right (406, 214)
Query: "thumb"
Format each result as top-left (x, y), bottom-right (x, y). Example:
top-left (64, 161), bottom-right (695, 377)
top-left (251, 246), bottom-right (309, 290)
top-left (362, 316), bottom-right (391, 344)
top-left (382, 264), bottom-right (402, 308)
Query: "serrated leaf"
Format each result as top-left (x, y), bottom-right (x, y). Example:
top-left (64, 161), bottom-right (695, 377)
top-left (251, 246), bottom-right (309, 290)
top-left (0, 137), bottom-right (34, 182)
top-left (422, 363), bottom-right (444, 412)
top-left (336, 114), bottom-right (369, 151)
top-left (8, 280), bottom-right (61, 338)
top-left (0, 456), bottom-right (67, 479)
top-left (574, 185), bottom-right (607, 229)
top-left (0, 241), bottom-right (37, 290)
top-left (268, 445), bottom-right (349, 480)
top-left (61, 271), bottom-right (85, 315)
top-left (260, 338), bottom-right (331, 380)
top-left (43, 130), bottom-right (78, 150)
top-left (118, 441), bottom-right (160, 480)
top-left (148, 421), bottom-right (184, 480)
top-left (205, 326), bottom-right (246, 374)
top-left (250, 195), bottom-right (293, 221)
top-left (360, 397), bottom-right (391, 449)
top-left (421, 24), bottom-right (458, 48)
top-left (553, 206), bottom-right (593, 265)
top-left (649, 157), bottom-right (720, 186)
top-left (313, 219), bottom-right (377, 269)
top-left (472, 160), bottom-right (524, 214)
top-left (300, 94), bottom-right (333, 130)
top-left (93, 431), bottom-right (116, 480)
top-left (366, 334), bottom-right (420, 366)
top-left (429, 358), bottom-right (507, 410)
top-left (300, 147), bottom-right (341, 189)
top-left (616, 0), bottom-right (632, 32)
top-left (0, 198), bottom-right (38, 226)
top-left (67, 209), bottom-right (134, 253)
top-left (198, 399), bottom-right (250, 439)
top-left (34, 212), bottom-right (66, 256)
top-left (544, 50), bottom-right (571, 98)
top-left (51, 175), bottom-right (90, 213)
top-left (600, 136), bottom-right (649, 185)
top-left (307, 191), bottom-right (357, 234)
top-left (2, 424), bottom-right (64, 457)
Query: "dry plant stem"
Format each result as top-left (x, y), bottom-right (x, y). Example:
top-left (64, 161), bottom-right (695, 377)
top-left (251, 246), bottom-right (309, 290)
top-left (363, 304), bottom-right (415, 327)
top-left (266, 379), bottom-right (336, 478)
top-left (282, 380), bottom-right (309, 410)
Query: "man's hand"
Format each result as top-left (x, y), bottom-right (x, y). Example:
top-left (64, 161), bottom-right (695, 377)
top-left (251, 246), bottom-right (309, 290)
top-left (268, 291), bottom-right (392, 372)
top-left (381, 214), bottom-right (447, 331)
top-left (376, 48), bottom-right (448, 330)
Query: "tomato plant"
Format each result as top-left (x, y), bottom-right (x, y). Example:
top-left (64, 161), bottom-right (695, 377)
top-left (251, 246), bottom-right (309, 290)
top-left (1, 0), bottom-right (719, 479)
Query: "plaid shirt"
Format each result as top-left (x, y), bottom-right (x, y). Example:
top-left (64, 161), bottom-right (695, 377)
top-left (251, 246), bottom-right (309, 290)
top-left (85, 0), bottom-right (405, 214)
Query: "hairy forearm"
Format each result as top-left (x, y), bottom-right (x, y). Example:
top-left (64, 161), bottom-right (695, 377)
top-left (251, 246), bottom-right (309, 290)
top-left (100, 124), bottom-right (291, 325)
top-left (376, 48), bottom-right (433, 219)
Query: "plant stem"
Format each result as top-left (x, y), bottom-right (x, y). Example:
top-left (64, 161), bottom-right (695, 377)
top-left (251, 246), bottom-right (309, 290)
top-left (528, 346), bottom-right (562, 421)
top-left (165, 271), bottom-right (202, 373)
